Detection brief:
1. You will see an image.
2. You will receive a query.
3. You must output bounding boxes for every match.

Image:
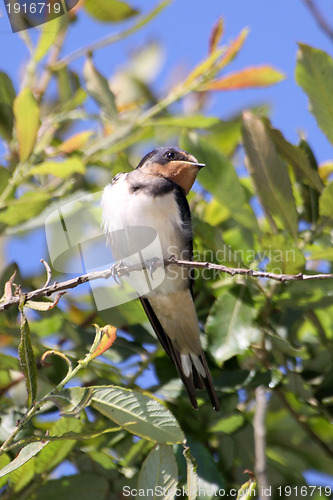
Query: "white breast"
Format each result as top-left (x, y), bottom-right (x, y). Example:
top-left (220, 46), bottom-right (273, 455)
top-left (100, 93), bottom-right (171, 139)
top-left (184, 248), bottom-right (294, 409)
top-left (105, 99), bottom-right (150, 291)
top-left (101, 175), bottom-right (190, 296)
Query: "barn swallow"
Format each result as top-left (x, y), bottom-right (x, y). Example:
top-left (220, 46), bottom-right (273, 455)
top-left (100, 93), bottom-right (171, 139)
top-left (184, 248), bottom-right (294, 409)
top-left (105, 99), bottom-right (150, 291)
top-left (101, 147), bottom-right (220, 411)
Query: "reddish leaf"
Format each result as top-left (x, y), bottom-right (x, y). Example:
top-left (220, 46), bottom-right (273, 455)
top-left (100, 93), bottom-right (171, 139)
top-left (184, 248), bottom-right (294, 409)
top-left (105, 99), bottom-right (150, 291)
top-left (209, 17), bottom-right (224, 54)
top-left (203, 65), bottom-right (285, 91)
top-left (217, 28), bottom-right (249, 69)
top-left (90, 325), bottom-right (117, 359)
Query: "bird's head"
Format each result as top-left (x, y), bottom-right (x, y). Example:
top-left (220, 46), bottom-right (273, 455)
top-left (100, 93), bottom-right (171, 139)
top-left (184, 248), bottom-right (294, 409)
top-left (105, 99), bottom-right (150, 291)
top-left (136, 147), bottom-right (205, 195)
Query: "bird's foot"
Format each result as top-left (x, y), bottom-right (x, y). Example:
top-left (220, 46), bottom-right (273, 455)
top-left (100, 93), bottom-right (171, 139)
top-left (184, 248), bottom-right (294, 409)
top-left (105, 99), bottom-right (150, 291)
top-left (109, 261), bottom-right (127, 284)
top-left (146, 257), bottom-right (162, 279)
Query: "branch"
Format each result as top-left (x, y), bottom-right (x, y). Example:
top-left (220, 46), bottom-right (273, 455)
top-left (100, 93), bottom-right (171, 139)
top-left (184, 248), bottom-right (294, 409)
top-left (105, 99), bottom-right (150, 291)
top-left (302, 0), bottom-right (333, 43)
top-left (1, 256), bottom-right (333, 313)
top-left (254, 386), bottom-right (270, 499)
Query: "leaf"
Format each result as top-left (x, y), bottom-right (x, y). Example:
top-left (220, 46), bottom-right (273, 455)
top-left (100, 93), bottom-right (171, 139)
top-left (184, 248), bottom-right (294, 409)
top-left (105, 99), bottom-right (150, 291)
top-left (0, 442), bottom-right (48, 478)
top-left (206, 285), bottom-right (260, 365)
top-left (319, 181), bottom-right (333, 218)
top-left (0, 166), bottom-right (10, 194)
top-left (89, 325), bottom-right (117, 359)
top-left (33, 473), bottom-right (109, 500)
top-left (146, 115), bottom-right (221, 129)
top-left (0, 454), bottom-right (10, 488)
top-left (209, 17), bottom-right (224, 54)
top-left (264, 119), bottom-right (323, 192)
top-left (35, 417), bottom-right (84, 474)
top-left (57, 131), bottom-right (94, 154)
top-left (8, 457), bottom-right (34, 492)
top-left (0, 191), bottom-right (49, 226)
top-left (91, 386), bottom-right (185, 444)
top-left (218, 27), bottom-right (249, 69)
top-left (209, 413), bottom-right (245, 434)
top-left (186, 437), bottom-right (225, 498)
top-left (180, 133), bottom-right (258, 232)
top-left (0, 72), bottom-right (16, 140)
top-left (203, 65), bottom-right (285, 91)
top-left (83, 56), bottom-right (117, 120)
top-left (18, 305), bottom-right (37, 408)
top-left (261, 234), bottom-right (305, 274)
top-left (183, 47), bottom-right (225, 88)
top-left (13, 88), bottom-right (40, 163)
top-left (296, 44), bottom-right (333, 145)
top-left (184, 448), bottom-right (198, 500)
top-left (33, 16), bottom-right (62, 62)
top-left (242, 111), bottom-right (298, 239)
top-left (29, 157), bottom-right (85, 178)
top-left (47, 387), bottom-right (93, 417)
top-left (319, 161), bottom-right (333, 181)
top-left (84, 0), bottom-right (139, 22)
top-left (137, 445), bottom-right (178, 499)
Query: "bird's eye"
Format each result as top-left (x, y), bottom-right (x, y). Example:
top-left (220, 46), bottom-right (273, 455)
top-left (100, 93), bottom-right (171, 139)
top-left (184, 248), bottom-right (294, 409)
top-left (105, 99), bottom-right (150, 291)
top-left (165, 151), bottom-right (176, 160)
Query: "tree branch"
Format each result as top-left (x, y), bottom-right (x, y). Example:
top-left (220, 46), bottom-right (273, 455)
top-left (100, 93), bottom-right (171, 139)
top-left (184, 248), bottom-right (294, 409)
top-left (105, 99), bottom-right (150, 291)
top-left (302, 0), bottom-right (333, 43)
top-left (1, 256), bottom-right (333, 313)
top-left (254, 386), bottom-right (270, 499)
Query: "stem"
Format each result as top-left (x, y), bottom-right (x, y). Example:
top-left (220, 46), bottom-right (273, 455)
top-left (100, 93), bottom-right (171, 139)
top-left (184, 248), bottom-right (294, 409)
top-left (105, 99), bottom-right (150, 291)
top-left (254, 386), bottom-right (270, 499)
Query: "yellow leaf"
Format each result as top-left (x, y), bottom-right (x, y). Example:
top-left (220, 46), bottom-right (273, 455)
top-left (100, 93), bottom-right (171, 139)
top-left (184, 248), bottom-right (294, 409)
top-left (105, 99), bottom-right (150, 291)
top-left (319, 161), bottom-right (333, 182)
top-left (90, 325), bottom-right (117, 359)
top-left (183, 48), bottom-right (225, 88)
top-left (29, 157), bottom-right (85, 178)
top-left (203, 65), bottom-right (285, 91)
top-left (57, 131), bottom-right (94, 154)
top-left (13, 88), bottom-right (40, 163)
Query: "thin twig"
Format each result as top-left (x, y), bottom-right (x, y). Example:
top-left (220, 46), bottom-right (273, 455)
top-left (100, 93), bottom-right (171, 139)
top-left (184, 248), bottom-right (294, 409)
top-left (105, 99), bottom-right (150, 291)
top-left (1, 256), bottom-right (333, 313)
top-left (40, 259), bottom-right (52, 288)
top-left (52, 1), bottom-right (170, 70)
top-left (274, 387), bottom-right (333, 459)
top-left (302, 0), bottom-right (333, 43)
top-left (254, 386), bottom-right (270, 499)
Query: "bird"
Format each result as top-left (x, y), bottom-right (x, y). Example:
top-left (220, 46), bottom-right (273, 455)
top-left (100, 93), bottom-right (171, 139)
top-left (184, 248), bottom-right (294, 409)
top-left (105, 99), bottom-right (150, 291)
top-left (101, 147), bottom-right (220, 411)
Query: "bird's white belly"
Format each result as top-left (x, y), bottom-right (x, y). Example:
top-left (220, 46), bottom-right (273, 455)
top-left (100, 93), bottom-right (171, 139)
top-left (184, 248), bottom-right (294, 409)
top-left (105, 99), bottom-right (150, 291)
top-left (102, 176), bottom-right (189, 296)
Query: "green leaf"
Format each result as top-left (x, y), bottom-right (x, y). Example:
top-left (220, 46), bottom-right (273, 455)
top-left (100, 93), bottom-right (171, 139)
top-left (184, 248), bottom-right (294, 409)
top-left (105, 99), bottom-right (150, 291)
top-left (35, 417), bottom-right (84, 473)
top-left (33, 473), bottom-right (109, 500)
top-left (186, 437), bottom-right (225, 499)
top-left (0, 353), bottom-right (20, 370)
top-left (296, 44), bottom-right (333, 145)
top-left (0, 442), bottom-right (48, 478)
top-left (261, 234), bottom-right (305, 274)
top-left (137, 444), bottom-right (178, 499)
top-left (147, 115), bottom-right (221, 129)
top-left (0, 72), bottom-right (16, 140)
top-left (319, 182), bottom-right (333, 218)
top-left (13, 88), bottom-right (40, 163)
top-left (209, 413), bottom-right (245, 434)
top-left (0, 166), bottom-right (10, 194)
top-left (47, 387), bottom-right (93, 417)
top-left (83, 56), bottom-right (117, 120)
top-left (180, 133), bottom-right (259, 232)
top-left (84, 0), bottom-right (139, 22)
top-left (264, 119), bottom-right (323, 192)
top-left (18, 305), bottom-right (37, 408)
top-left (184, 448), bottom-right (198, 500)
top-left (33, 16), bottom-right (62, 62)
top-left (0, 191), bottom-right (49, 226)
top-left (29, 157), bottom-right (85, 179)
top-left (0, 454), bottom-right (10, 488)
top-left (242, 111), bottom-right (298, 239)
top-left (8, 457), bottom-right (34, 492)
top-left (206, 285), bottom-right (260, 365)
top-left (91, 385), bottom-right (185, 444)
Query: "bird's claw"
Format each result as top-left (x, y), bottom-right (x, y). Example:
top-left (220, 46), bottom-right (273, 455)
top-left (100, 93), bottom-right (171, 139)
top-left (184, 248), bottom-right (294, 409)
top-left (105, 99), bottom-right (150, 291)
top-left (110, 261), bottom-right (127, 284)
top-left (147, 257), bottom-right (162, 279)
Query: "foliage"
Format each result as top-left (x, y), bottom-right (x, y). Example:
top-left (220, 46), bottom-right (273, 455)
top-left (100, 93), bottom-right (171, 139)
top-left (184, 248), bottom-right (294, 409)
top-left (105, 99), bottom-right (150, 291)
top-left (0, 2), bottom-right (333, 499)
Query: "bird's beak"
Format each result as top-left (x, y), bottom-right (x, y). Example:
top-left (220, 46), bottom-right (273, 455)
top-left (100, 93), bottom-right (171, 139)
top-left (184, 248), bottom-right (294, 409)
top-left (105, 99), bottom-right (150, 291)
top-left (181, 160), bottom-right (205, 169)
